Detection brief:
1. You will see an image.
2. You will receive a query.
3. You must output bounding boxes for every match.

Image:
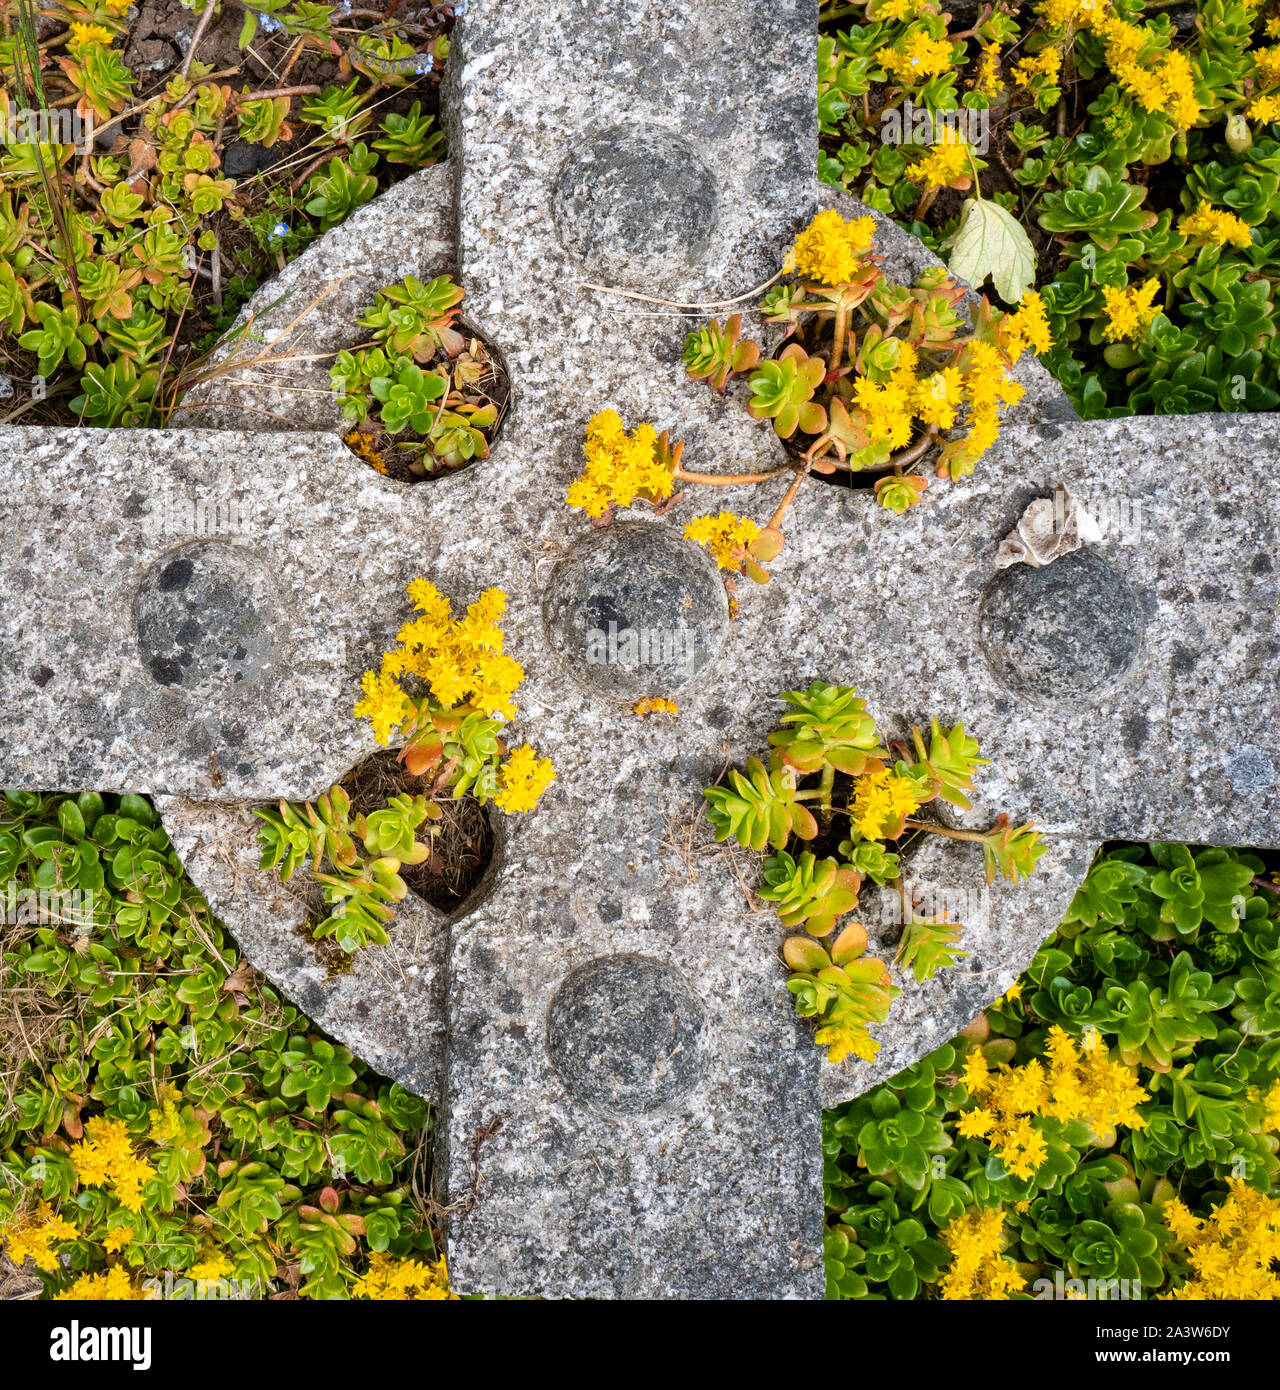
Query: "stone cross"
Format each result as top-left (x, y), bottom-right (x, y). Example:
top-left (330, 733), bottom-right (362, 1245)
top-left (1, 0), bottom-right (1278, 1300)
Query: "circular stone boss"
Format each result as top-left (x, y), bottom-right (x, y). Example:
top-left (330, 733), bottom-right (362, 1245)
top-left (553, 123), bottom-right (720, 291)
top-left (542, 521), bottom-right (728, 698)
top-left (134, 539), bottom-right (278, 698)
top-left (546, 954), bottom-right (706, 1116)
top-left (979, 548), bottom-right (1144, 700)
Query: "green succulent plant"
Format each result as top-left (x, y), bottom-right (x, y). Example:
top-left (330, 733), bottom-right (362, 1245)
top-left (747, 344), bottom-right (829, 438)
top-left (761, 851), bottom-right (862, 935)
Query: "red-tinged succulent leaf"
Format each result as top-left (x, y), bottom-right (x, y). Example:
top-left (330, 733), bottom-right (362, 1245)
top-left (743, 557), bottom-right (771, 585)
top-left (401, 736), bottom-right (443, 776)
top-left (749, 525), bottom-right (785, 561)
top-left (783, 936), bottom-right (831, 972)
top-left (830, 920), bottom-right (868, 966)
top-left (791, 804), bottom-right (819, 840)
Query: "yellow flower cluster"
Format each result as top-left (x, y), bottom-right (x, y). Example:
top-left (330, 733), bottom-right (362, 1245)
top-left (354, 580), bottom-right (525, 739)
top-left (1164, 1182), bottom-right (1280, 1300)
top-left (1178, 200), bottom-right (1252, 250)
top-left (1038, 0), bottom-right (1104, 27)
top-left (1003, 291), bottom-right (1054, 360)
top-left (1249, 92), bottom-right (1280, 121)
top-left (784, 208), bottom-right (876, 286)
top-left (72, 1117), bottom-right (156, 1213)
top-left (632, 697), bottom-right (679, 717)
top-left (1256, 44), bottom-right (1280, 87)
top-left (1100, 277), bottom-right (1162, 342)
top-left (3, 1202), bottom-right (79, 1274)
top-left (1260, 1078), bottom-right (1280, 1130)
top-left (189, 1252), bottom-right (236, 1282)
top-left (939, 1207), bottom-right (1025, 1300)
top-left (352, 1253), bottom-right (457, 1300)
top-left (815, 1020), bottom-right (879, 1066)
top-left (684, 510), bottom-right (760, 569)
top-left (68, 21), bottom-right (115, 49)
top-left (849, 767), bottom-right (922, 839)
top-left (915, 134), bottom-right (971, 189)
top-left (876, 30), bottom-right (957, 86)
top-left (494, 742), bottom-right (556, 814)
top-left (1037, 0), bottom-right (1200, 127)
top-left (565, 409), bottom-right (674, 518)
top-left (975, 43), bottom-right (1005, 99)
top-left (54, 1267), bottom-right (153, 1301)
top-left (1012, 46), bottom-right (1063, 88)
top-left (961, 1026), bottom-right (1148, 1180)
top-left (877, 0), bottom-right (920, 19)
top-left (949, 338), bottom-right (1029, 466)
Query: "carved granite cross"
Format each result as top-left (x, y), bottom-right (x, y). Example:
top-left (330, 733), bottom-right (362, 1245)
top-left (1, 0), bottom-right (1278, 1300)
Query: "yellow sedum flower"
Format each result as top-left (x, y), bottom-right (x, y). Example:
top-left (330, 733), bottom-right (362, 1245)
top-left (3, 1202), bottom-right (79, 1274)
top-left (849, 767), bottom-right (922, 839)
top-left (68, 21), bottom-right (115, 49)
top-left (914, 133), bottom-right (971, 189)
top-left (1178, 199), bottom-right (1252, 250)
top-left (1164, 1181), bottom-right (1280, 1300)
top-left (1100, 277), bottom-right (1162, 342)
top-left (876, 29), bottom-right (957, 86)
top-left (54, 1267), bottom-right (153, 1301)
top-left (565, 409), bottom-right (674, 518)
top-left (975, 43), bottom-right (1004, 99)
top-left (684, 510), bottom-right (760, 569)
top-left (784, 208), bottom-right (875, 286)
top-left (494, 742), bottom-right (556, 814)
top-left (939, 1207), bottom-right (1024, 1300)
top-left (72, 1117), bottom-right (156, 1213)
top-left (632, 697), bottom-right (679, 718)
top-left (353, 1253), bottom-right (457, 1300)
top-left (1012, 46), bottom-right (1063, 88)
top-left (189, 1252), bottom-right (236, 1282)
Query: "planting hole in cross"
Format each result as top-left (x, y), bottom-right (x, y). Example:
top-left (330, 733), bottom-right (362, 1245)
top-left (338, 321), bottom-right (512, 484)
top-left (546, 954), bottom-right (706, 1117)
top-left (340, 748), bottom-right (501, 917)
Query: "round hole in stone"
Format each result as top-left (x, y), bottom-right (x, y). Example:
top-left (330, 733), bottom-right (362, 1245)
top-left (134, 540), bottom-right (277, 697)
top-left (337, 320), bottom-right (512, 484)
top-left (546, 954), bottom-right (706, 1117)
top-left (553, 123), bottom-right (720, 292)
top-left (979, 548), bottom-right (1144, 700)
top-left (542, 522), bottom-right (728, 698)
top-left (339, 748), bottom-right (502, 917)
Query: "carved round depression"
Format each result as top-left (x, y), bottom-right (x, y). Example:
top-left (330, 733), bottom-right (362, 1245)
top-left (134, 541), bottom-right (277, 697)
top-left (553, 123), bottom-right (720, 291)
top-left (547, 955), bottom-right (706, 1116)
top-left (979, 549), bottom-right (1143, 700)
top-left (542, 523), bottom-right (728, 698)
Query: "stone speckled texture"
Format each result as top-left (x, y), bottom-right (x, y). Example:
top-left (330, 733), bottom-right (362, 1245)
top-left (3, 0), bottom-right (1277, 1301)
top-left (0, 426), bottom-right (459, 801)
top-left (177, 165), bottom-right (456, 434)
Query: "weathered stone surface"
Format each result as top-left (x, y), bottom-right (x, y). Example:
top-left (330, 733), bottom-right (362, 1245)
top-left (158, 797), bottom-right (450, 1098)
top-left (4, 0), bottom-right (1278, 1303)
top-left (0, 426), bottom-right (434, 801)
top-left (177, 165), bottom-right (455, 433)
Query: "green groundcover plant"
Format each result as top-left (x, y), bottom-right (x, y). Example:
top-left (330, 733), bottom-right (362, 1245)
top-left (0, 790), bottom-right (453, 1301)
top-left (824, 842), bottom-right (1280, 1300)
top-left (0, 0), bottom-right (451, 426)
top-left (819, 0), bottom-right (1280, 417)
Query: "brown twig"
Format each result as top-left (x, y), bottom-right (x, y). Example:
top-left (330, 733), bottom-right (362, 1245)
top-left (180, 0), bottom-right (218, 79)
